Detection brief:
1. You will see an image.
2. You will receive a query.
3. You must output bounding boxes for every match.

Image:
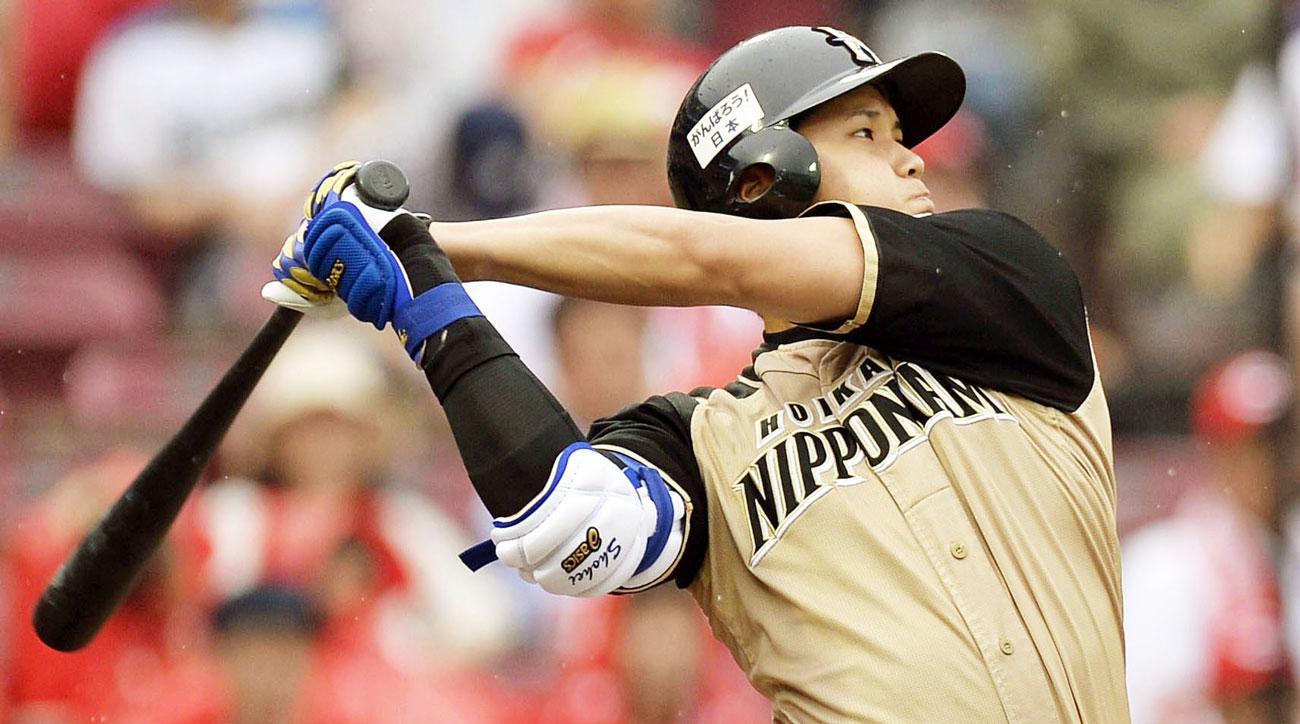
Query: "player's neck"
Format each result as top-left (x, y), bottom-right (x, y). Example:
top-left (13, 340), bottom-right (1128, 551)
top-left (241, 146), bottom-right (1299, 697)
top-left (763, 318), bottom-right (796, 334)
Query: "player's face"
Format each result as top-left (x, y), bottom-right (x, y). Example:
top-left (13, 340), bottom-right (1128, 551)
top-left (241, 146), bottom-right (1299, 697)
top-left (798, 85), bottom-right (934, 215)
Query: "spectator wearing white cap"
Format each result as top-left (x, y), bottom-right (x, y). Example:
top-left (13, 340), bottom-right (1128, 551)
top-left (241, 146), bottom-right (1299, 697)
top-left (195, 322), bottom-right (518, 669)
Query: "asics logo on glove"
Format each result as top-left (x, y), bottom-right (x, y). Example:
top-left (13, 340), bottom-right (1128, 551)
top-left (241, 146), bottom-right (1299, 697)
top-left (561, 527), bottom-right (604, 573)
top-left (484, 443), bottom-right (685, 597)
top-left (567, 537), bottom-right (623, 587)
top-left (326, 259), bottom-right (346, 289)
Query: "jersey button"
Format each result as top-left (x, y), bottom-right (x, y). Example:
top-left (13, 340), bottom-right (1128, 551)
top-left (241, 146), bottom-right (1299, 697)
top-left (950, 543), bottom-right (967, 559)
top-left (1000, 639), bottom-right (1015, 655)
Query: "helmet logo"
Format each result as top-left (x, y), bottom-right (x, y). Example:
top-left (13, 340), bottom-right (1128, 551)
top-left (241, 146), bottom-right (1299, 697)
top-left (814, 26), bottom-right (880, 67)
top-left (687, 83), bottom-right (765, 168)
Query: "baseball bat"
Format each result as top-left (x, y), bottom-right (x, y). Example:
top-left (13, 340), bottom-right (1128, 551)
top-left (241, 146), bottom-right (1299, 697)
top-left (32, 160), bottom-right (411, 652)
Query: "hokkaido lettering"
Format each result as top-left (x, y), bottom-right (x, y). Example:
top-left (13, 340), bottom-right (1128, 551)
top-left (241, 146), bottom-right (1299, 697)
top-left (739, 356), bottom-right (1017, 564)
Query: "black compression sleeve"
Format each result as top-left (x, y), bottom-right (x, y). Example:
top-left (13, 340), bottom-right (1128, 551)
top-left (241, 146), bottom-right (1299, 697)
top-left (380, 214), bottom-right (584, 517)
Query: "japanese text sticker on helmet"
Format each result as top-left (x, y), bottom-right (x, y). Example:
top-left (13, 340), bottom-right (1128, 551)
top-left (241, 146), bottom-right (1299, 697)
top-left (686, 83), bottom-right (765, 168)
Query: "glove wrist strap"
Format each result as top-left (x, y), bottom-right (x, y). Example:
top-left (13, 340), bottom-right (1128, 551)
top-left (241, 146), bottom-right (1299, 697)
top-left (394, 283), bottom-right (482, 361)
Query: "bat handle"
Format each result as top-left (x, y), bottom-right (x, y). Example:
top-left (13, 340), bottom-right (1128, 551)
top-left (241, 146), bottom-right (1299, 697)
top-left (353, 160), bottom-right (409, 211)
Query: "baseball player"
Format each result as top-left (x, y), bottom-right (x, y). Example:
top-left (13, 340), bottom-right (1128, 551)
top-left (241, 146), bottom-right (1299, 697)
top-left (265, 26), bottom-right (1127, 722)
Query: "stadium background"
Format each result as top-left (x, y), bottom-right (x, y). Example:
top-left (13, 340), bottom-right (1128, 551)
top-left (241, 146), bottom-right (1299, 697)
top-left (0, 0), bottom-right (1296, 720)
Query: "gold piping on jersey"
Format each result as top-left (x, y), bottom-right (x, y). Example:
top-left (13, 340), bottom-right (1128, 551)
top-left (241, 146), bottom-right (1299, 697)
top-left (798, 200), bottom-right (880, 334)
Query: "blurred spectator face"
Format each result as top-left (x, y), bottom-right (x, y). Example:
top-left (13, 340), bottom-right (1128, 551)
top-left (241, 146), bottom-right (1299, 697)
top-left (269, 410), bottom-right (380, 491)
top-left (579, 149), bottom-right (674, 206)
top-left (1193, 350), bottom-right (1292, 521)
top-left (565, 92), bottom-right (677, 206)
top-left (316, 538), bottom-right (380, 619)
top-left (217, 627), bottom-right (312, 723)
top-left (553, 299), bottom-right (648, 423)
top-left (1209, 437), bottom-right (1276, 522)
top-left (213, 588), bottom-right (318, 724)
top-left (530, 57), bottom-right (693, 208)
top-left (246, 324), bottom-right (394, 489)
top-left (617, 589), bottom-right (703, 722)
top-left (186, 0), bottom-right (242, 23)
top-left (797, 85), bottom-right (933, 216)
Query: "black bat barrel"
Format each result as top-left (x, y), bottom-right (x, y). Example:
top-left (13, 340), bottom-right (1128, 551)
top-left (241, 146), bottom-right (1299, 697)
top-left (32, 160), bottom-right (410, 652)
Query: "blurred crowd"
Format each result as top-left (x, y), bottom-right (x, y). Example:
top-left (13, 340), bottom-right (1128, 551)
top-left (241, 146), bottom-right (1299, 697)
top-left (2, 0), bottom-right (1300, 721)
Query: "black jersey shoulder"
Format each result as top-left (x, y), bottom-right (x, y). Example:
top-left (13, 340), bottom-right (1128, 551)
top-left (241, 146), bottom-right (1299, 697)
top-left (789, 205), bottom-right (1094, 411)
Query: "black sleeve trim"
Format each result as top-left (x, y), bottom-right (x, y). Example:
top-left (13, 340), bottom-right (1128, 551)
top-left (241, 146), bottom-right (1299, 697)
top-left (787, 207), bottom-right (1094, 411)
top-left (589, 392), bottom-right (708, 588)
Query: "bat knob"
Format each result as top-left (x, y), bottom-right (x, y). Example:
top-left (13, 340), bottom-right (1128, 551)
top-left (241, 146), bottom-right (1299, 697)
top-left (354, 160), bottom-right (410, 211)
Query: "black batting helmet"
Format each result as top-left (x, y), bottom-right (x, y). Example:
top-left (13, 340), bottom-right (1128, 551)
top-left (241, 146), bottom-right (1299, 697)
top-left (667, 26), bottom-right (966, 219)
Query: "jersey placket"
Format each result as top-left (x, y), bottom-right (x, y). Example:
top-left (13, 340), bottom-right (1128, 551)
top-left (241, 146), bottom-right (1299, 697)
top-left (821, 351), bottom-right (1061, 723)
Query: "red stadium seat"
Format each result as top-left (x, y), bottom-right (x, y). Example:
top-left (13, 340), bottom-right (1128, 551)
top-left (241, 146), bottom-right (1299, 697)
top-left (0, 250), bottom-right (165, 345)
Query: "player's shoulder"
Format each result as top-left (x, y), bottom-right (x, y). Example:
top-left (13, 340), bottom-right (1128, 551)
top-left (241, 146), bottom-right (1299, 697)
top-left (931, 206), bottom-right (1037, 228)
top-left (917, 208), bottom-right (1083, 298)
top-left (890, 206), bottom-right (1056, 249)
top-left (810, 201), bottom-right (1037, 229)
top-left (927, 208), bottom-right (1058, 248)
top-left (812, 202), bottom-right (1065, 261)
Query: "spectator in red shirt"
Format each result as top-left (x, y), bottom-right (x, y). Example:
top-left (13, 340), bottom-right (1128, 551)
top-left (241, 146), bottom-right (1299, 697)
top-left (9, 0), bottom-right (161, 144)
top-left (1125, 351), bottom-right (1291, 722)
top-left (535, 588), bottom-right (769, 724)
top-left (196, 323), bottom-right (517, 670)
top-left (1, 449), bottom-right (222, 723)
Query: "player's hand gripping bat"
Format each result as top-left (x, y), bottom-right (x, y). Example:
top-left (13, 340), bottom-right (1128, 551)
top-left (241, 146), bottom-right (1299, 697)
top-left (32, 160), bottom-right (412, 652)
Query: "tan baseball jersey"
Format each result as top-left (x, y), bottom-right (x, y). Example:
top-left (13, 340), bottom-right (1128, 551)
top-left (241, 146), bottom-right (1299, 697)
top-left (589, 203), bottom-right (1128, 722)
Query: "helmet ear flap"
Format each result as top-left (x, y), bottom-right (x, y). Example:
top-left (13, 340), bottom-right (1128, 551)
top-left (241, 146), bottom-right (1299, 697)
top-left (723, 126), bottom-right (820, 219)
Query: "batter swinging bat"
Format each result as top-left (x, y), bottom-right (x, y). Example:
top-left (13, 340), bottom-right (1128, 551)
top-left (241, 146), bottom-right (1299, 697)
top-left (32, 160), bottom-right (411, 652)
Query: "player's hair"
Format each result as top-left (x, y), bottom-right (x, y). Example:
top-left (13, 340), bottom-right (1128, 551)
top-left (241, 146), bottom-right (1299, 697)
top-left (212, 585), bottom-right (321, 636)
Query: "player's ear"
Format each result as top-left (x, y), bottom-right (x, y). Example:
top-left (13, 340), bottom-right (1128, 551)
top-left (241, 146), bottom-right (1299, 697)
top-left (736, 164), bottom-right (776, 203)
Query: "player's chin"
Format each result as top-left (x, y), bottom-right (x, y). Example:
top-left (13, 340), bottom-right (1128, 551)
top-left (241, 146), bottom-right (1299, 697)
top-left (906, 195), bottom-right (936, 216)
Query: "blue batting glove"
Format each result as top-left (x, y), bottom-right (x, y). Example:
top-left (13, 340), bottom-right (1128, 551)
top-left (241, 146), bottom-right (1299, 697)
top-left (270, 161), bottom-right (484, 364)
top-left (304, 161), bottom-right (361, 220)
top-left (262, 161), bottom-right (371, 318)
top-left (300, 189), bottom-right (413, 330)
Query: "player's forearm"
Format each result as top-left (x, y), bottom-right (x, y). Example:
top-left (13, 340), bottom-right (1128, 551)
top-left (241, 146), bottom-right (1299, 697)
top-left (430, 205), bottom-right (863, 323)
top-left (433, 206), bottom-right (730, 305)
